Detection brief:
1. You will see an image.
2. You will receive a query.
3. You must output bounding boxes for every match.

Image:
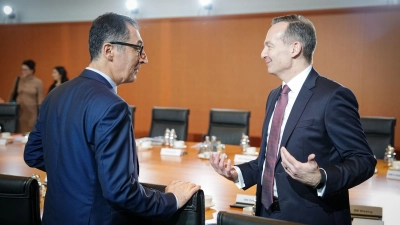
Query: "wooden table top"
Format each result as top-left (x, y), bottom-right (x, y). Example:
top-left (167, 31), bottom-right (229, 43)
top-left (1, 140), bottom-right (399, 224)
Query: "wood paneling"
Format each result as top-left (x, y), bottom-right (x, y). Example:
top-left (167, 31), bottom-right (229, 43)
top-left (1, 6), bottom-right (399, 149)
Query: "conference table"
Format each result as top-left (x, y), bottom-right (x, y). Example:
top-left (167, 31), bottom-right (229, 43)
top-left (1, 139), bottom-right (399, 224)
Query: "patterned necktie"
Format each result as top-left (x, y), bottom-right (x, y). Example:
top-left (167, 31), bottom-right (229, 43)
top-left (261, 85), bottom-right (290, 209)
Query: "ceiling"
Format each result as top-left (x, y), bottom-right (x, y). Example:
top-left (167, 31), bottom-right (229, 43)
top-left (0, 0), bottom-right (397, 24)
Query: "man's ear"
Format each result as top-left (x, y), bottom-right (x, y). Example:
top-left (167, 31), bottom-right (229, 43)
top-left (102, 43), bottom-right (114, 61)
top-left (291, 41), bottom-right (302, 58)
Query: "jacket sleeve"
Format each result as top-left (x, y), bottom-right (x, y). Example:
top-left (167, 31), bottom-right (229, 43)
top-left (93, 101), bottom-right (177, 221)
top-left (24, 119), bottom-right (46, 171)
top-left (322, 86), bottom-right (376, 196)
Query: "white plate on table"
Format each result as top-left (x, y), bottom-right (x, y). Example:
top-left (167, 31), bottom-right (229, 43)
top-left (205, 202), bottom-right (215, 210)
top-left (172, 145), bottom-right (187, 149)
top-left (138, 145), bottom-right (153, 150)
top-left (197, 153), bottom-right (210, 159)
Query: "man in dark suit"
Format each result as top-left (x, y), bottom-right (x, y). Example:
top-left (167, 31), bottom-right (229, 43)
top-left (210, 15), bottom-right (376, 225)
top-left (24, 13), bottom-right (200, 225)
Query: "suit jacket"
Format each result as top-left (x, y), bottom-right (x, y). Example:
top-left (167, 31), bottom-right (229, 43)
top-left (24, 69), bottom-right (177, 225)
top-left (237, 68), bottom-right (376, 225)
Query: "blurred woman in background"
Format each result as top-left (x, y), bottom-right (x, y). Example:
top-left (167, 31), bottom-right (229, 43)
top-left (8, 59), bottom-right (44, 132)
top-left (48, 66), bottom-right (69, 93)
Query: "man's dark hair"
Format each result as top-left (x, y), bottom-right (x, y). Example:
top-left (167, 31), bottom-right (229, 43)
top-left (272, 15), bottom-right (317, 64)
top-left (89, 12), bottom-right (139, 61)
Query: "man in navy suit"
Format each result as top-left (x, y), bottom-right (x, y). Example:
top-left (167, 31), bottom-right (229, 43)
top-left (210, 15), bottom-right (376, 224)
top-left (24, 13), bottom-right (200, 224)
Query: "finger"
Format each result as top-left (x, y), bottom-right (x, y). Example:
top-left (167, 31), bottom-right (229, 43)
top-left (282, 162), bottom-right (294, 177)
top-left (280, 147), bottom-right (289, 166)
top-left (210, 152), bottom-right (219, 166)
top-left (307, 154), bottom-right (319, 169)
top-left (307, 153), bottom-right (316, 163)
top-left (188, 185), bottom-right (201, 196)
top-left (281, 146), bottom-right (298, 168)
top-left (218, 154), bottom-right (227, 168)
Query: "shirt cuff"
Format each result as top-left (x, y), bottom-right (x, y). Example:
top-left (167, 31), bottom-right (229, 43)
top-left (173, 193), bottom-right (179, 210)
top-left (232, 166), bottom-right (245, 189)
top-left (315, 168), bottom-right (327, 197)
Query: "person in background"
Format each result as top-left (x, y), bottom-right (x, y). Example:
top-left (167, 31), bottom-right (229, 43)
top-left (210, 14), bottom-right (376, 225)
top-left (24, 12), bottom-right (200, 225)
top-left (48, 66), bottom-right (69, 93)
top-left (8, 59), bottom-right (44, 132)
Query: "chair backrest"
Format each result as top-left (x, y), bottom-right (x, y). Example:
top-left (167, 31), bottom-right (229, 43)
top-left (0, 174), bottom-right (41, 225)
top-left (129, 105), bottom-right (136, 128)
top-left (208, 108), bottom-right (251, 145)
top-left (137, 182), bottom-right (205, 225)
top-left (149, 107), bottom-right (190, 141)
top-left (360, 116), bottom-right (396, 159)
top-left (217, 211), bottom-right (305, 225)
top-left (0, 103), bottom-right (20, 133)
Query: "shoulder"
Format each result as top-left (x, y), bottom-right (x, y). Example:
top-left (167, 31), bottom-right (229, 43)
top-left (32, 76), bottom-right (43, 86)
top-left (314, 75), bottom-right (354, 97)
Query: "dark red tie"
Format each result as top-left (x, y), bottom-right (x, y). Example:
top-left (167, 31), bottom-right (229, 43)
top-left (262, 85), bottom-right (290, 209)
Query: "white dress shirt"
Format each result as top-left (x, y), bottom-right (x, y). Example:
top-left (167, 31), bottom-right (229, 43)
top-left (86, 67), bottom-right (118, 94)
top-left (234, 65), bottom-right (326, 197)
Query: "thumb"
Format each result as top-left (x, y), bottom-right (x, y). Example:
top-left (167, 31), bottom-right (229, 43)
top-left (307, 154), bottom-right (316, 163)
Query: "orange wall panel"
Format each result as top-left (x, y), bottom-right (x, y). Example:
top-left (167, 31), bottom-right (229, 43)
top-left (0, 6), bottom-right (399, 149)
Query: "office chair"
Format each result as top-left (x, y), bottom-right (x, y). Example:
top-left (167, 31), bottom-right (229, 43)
top-left (0, 174), bottom-right (41, 225)
top-left (360, 116), bottom-right (396, 159)
top-left (149, 107), bottom-right (190, 141)
top-left (207, 108), bottom-right (251, 145)
top-left (217, 211), bottom-right (305, 225)
top-left (129, 105), bottom-right (136, 128)
top-left (0, 103), bottom-right (20, 133)
top-left (136, 182), bottom-right (205, 225)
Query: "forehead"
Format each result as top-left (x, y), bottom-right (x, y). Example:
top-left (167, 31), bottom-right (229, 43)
top-left (265, 22), bottom-right (288, 43)
top-left (127, 24), bottom-right (142, 44)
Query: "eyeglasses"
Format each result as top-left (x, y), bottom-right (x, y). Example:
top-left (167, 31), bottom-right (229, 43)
top-left (109, 41), bottom-right (144, 56)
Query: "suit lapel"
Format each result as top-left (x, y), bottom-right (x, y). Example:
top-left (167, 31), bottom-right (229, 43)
top-left (277, 69), bottom-right (318, 162)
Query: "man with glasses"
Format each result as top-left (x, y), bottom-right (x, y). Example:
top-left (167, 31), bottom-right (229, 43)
top-left (24, 12), bottom-right (200, 225)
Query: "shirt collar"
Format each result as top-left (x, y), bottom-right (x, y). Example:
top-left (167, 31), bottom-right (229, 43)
top-left (85, 67), bottom-right (117, 93)
top-left (283, 65), bottom-right (312, 95)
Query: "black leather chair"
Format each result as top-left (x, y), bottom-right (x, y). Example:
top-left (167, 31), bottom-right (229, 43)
top-left (360, 116), bottom-right (396, 159)
top-left (149, 107), bottom-right (190, 141)
top-left (207, 108), bottom-right (251, 145)
top-left (217, 211), bottom-right (305, 225)
top-left (129, 105), bottom-right (136, 128)
top-left (0, 103), bottom-right (20, 133)
top-left (0, 174), bottom-right (41, 225)
top-left (137, 182), bottom-right (204, 225)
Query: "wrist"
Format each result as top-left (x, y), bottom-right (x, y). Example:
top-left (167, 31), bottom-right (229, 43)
top-left (229, 168), bottom-right (239, 182)
top-left (313, 168), bottom-right (326, 189)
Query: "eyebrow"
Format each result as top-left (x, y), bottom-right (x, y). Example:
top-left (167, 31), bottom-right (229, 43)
top-left (264, 41), bottom-right (273, 46)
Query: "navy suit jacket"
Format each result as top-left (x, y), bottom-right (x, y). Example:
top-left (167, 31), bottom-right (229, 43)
top-left (24, 69), bottom-right (177, 225)
top-left (237, 68), bottom-right (376, 225)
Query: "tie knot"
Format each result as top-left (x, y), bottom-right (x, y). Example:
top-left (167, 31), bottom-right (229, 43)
top-left (282, 85), bottom-right (290, 94)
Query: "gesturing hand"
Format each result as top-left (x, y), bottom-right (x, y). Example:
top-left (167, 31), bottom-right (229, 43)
top-left (280, 146), bottom-right (321, 187)
top-left (166, 180), bottom-right (201, 208)
top-left (210, 152), bottom-right (238, 182)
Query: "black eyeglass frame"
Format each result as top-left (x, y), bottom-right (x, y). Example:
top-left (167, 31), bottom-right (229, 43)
top-left (109, 41), bottom-right (144, 56)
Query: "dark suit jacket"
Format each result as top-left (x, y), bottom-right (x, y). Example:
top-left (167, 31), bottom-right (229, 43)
top-left (237, 68), bottom-right (376, 225)
top-left (24, 69), bottom-right (177, 225)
